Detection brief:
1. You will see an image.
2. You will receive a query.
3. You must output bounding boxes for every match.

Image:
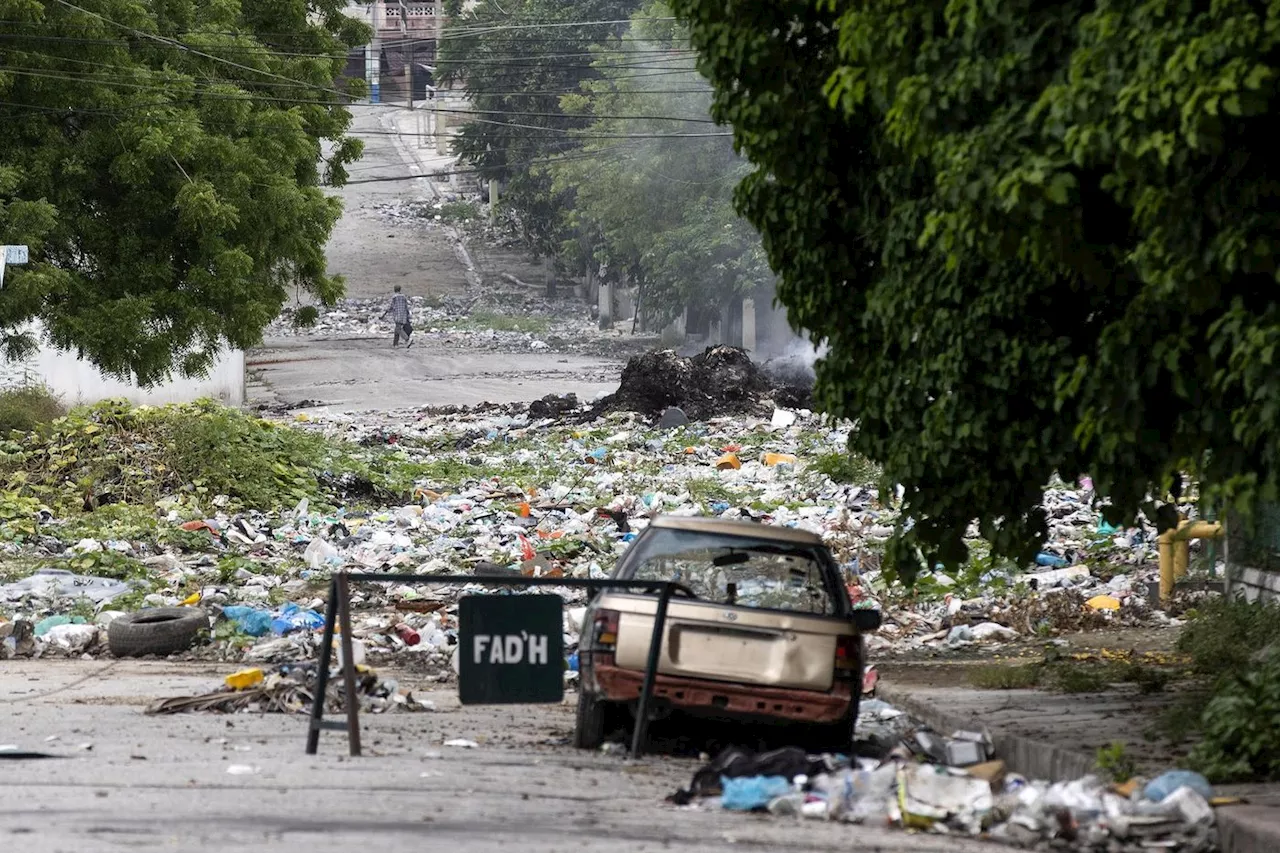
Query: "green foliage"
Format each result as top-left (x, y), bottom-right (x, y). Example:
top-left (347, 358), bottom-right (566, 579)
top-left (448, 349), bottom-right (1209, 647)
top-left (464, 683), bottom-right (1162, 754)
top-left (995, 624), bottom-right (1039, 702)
top-left (1097, 742), bottom-right (1138, 784)
top-left (0, 385), bottom-right (65, 436)
top-left (445, 0), bottom-right (768, 322)
top-left (1177, 597), bottom-right (1280, 680)
top-left (55, 549), bottom-right (148, 581)
top-left (670, 0), bottom-right (1280, 580)
top-left (685, 477), bottom-right (734, 506)
top-left (0, 490), bottom-right (43, 540)
top-left (544, 1), bottom-right (769, 323)
top-left (440, 0), bottom-right (642, 259)
top-left (1190, 645), bottom-right (1280, 782)
top-left (0, 400), bottom-right (421, 519)
top-left (0, 1), bottom-right (369, 384)
top-left (812, 451), bottom-right (878, 486)
top-left (436, 201), bottom-right (482, 224)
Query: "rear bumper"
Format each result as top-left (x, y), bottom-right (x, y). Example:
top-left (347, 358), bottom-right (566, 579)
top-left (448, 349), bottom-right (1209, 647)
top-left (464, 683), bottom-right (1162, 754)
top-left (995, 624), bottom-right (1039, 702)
top-left (591, 663), bottom-right (852, 724)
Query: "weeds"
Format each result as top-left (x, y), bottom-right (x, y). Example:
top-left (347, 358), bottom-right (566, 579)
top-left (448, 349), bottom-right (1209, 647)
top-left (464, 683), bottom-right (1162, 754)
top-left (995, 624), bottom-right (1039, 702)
top-left (435, 200), bottom-right (482, 224)
top-left (1189, 645), bottom-right (1280, 782)
top-left (812, 451), bottom-right (879, 485)
top-left (1096, 742), bottom-right (1137, 783)
top-left (0, 400), bottom-right (426, 518)
top-left (1177, 597), bottom-right (1280, 681)
top-left (686, 477), bottom-right (735, 506)
top-left (0, 385), bottom-right (65, 436)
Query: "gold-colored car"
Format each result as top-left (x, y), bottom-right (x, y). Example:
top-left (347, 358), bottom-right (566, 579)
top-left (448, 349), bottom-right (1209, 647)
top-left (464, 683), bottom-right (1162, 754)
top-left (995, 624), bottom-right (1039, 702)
top-left (576, 515), bottom-right (880, 751)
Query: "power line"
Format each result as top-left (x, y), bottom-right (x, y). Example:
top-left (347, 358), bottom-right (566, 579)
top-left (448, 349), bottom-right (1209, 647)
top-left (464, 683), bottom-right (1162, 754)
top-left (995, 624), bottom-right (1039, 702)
top-left (0, 67), bottom-right (714, 126)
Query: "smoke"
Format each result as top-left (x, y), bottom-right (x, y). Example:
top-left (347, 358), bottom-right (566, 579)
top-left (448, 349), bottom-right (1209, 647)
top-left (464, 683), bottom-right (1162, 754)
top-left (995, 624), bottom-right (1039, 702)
top-left (759, 334), bottom-right (824, 388)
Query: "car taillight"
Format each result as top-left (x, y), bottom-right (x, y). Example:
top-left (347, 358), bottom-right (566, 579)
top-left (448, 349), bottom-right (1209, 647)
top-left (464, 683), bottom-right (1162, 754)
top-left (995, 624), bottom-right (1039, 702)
top-left (834, 634), bottom-right (861, 680)
top-left (591, 609), bottom-right (620, 652)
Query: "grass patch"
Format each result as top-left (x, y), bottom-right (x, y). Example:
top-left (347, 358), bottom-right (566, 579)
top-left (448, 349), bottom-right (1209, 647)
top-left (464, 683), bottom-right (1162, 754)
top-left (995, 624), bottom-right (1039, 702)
top-left (812, 451), bottom-right (878, 485)
top-left (686, 477), bottom-right (736, 506)
top-left (0, 385), bottom-right (65, 436)
top-left (436, 200), bottom-right (482, 224)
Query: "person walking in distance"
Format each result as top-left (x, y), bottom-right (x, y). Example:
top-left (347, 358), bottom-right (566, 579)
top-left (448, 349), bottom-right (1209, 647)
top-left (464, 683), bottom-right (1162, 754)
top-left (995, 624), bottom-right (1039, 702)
top-left (383, 285), bottom-right (413, 348)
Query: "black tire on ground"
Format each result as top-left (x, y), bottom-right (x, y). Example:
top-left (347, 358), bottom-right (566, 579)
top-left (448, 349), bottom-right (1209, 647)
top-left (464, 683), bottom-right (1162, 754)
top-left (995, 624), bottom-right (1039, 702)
top-left (108, 607), bottom-right (208, 658)
top-left (574, 689), bottom-right (608, 750)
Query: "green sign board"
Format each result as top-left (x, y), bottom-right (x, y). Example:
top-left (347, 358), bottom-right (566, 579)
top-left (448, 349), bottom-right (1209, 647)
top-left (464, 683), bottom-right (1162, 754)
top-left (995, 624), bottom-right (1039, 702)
top-left (458, 594), bottom-right (565, 705)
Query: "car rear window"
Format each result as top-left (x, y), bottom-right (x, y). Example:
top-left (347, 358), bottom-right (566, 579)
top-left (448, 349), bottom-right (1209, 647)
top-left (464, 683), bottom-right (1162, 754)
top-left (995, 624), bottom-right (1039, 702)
top-left (618, 528), bottom-right (838, 615)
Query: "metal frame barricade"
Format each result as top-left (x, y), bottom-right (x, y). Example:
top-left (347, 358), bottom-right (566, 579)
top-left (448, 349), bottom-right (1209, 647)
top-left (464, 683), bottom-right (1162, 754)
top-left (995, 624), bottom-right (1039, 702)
top-left (304, 573), bottom-right (691, 759)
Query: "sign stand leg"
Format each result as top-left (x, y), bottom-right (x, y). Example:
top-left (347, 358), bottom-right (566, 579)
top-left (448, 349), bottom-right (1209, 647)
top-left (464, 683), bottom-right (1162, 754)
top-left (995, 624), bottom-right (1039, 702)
top-left (306, 577), bottom-right (340, 755)
top-left (630, 584), bottom-right (673, 759)
top-left (336, 573), bottom-right (363, 757)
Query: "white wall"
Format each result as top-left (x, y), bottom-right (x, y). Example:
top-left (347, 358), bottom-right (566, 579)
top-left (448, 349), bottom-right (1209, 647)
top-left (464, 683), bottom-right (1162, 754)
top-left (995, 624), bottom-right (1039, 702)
top-left (0, 327), bottom-right (245, 407)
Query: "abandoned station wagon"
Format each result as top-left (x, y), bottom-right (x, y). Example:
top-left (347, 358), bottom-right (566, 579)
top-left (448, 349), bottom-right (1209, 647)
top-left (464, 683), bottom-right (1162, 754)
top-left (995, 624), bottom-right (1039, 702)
top-left (575, 515), bottom-right (880, 751)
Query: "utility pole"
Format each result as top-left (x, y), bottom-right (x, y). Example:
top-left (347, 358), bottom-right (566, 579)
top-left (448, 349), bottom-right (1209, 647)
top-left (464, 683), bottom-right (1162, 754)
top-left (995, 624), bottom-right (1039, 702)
top-left (368, 0), bottom-right (382, 104)
top-left (407, 39), bottom-right (414, 109)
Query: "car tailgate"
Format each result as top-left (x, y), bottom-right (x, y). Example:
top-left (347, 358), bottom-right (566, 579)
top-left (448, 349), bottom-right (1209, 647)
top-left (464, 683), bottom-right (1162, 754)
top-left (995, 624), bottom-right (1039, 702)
top-left (606, 594), bottom-right (850, 691)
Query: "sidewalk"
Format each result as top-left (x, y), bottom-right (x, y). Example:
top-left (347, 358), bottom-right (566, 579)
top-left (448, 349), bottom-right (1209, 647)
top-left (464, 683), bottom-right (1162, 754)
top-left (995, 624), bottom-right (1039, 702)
top-left (878, 666), bottom-right (1280, 853)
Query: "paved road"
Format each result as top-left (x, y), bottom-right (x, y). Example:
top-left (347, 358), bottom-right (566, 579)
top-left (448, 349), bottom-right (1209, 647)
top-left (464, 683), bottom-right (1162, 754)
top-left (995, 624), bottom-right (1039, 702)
top-left (1, 661), bottom-right (1008, 853)
top-left (250, 105), bottom-right (624, 411)
top-left (249, 336), bottom-right (621, 411)
top-left (324, 105), bottom-right (472, 300)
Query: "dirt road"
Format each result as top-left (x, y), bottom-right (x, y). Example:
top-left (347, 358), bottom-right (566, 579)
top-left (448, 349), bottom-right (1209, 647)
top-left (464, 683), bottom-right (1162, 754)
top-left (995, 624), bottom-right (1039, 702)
top-left (1, 660), bottom-right (1007, 853)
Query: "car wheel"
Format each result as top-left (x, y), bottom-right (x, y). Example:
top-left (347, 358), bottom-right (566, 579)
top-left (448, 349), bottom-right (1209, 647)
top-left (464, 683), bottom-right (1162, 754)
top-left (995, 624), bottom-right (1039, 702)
top-left (574, 689), bottom-right (607, 750)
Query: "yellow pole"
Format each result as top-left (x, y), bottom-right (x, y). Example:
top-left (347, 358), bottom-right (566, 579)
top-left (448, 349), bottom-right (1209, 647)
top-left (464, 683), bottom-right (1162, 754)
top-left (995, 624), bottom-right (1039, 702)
top-left (1158, 529), bottom-right (1176, 603)
top-left (1158, 520), bottom-right (1223, 604)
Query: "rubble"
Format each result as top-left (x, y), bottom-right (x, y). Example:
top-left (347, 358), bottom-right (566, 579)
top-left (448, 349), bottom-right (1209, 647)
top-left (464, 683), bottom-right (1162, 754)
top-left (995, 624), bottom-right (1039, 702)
top-left (146, 661), bottom-right (431, 715)
top-left (594, 346), bottom-right (780, 421)
top-left (670, 705), bottom-right (1221, 852)
top-left (0, 397), bottom-right (1202, 668)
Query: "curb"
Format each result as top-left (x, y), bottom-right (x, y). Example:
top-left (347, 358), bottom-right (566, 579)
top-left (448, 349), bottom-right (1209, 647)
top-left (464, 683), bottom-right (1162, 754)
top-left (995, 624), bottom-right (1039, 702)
top-left (876, 684), bottom-right (1094, 783)
top-left (876, 684), bottom-right (1280, 853)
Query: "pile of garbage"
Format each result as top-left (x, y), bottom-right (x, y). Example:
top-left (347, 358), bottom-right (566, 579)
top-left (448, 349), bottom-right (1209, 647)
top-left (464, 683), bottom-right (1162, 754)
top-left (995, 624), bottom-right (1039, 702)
top-left (595, 346), bottom-right (799, 422)
top-left (669, 702), bottom-right (1219, 851)
top-left (0, 396), bottom-right (1200, 664)
top-left (264, 294), bottom-right (648, 359)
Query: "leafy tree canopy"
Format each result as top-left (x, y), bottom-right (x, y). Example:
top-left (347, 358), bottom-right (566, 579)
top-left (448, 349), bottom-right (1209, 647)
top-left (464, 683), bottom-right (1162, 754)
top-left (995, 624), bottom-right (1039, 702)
top-left (0, 0), bottom-right (369, 384)
top-left (670, 0), bottom-right (1280, 580)
top-left (545, 1), bottom-right (769, 323)
top-left (438, 0), bottom-right (644, 258)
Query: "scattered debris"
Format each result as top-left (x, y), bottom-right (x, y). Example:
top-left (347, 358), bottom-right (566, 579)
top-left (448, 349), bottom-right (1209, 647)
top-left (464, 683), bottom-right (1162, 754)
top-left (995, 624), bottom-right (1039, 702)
top-left (670, 702), bottom-right (1221, 852)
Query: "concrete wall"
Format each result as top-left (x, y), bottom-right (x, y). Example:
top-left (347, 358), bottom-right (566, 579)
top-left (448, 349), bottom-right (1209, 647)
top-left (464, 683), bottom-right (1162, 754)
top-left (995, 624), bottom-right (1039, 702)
top-left (0, 328), bottom-right (245, 407)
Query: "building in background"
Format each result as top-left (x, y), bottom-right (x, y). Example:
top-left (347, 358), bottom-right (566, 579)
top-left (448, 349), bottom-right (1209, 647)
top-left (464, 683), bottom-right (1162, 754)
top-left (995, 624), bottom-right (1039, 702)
top-left (341, 1), bottom-right (441, 104)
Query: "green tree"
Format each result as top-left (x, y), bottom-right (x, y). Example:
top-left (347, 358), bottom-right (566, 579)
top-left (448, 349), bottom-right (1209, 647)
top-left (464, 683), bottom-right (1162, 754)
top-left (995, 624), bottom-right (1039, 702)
top-left (670, 0), bottom-right (1280, 580)
top-left (438, 0), bottom-right (645, 260)
top-left (0, 0), bottom-right (368, 384)
top-left (547, 2), bottom-right (768, 324)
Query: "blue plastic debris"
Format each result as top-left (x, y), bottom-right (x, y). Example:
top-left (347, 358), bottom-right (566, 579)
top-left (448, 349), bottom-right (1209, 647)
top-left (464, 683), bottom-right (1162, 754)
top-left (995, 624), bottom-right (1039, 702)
top-left (1035, 552), bottom-right (1067, 568)
top-left (222, 606), bottom-right (273, 637)
top-left (567, 652), bottom-right (579, 672)
top-left (721, 776), bottom-right (792, 811)
top-left (1144, 770), bottom-right (1213, 802)
top-left (271, 603), bottom-right (325, 635)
